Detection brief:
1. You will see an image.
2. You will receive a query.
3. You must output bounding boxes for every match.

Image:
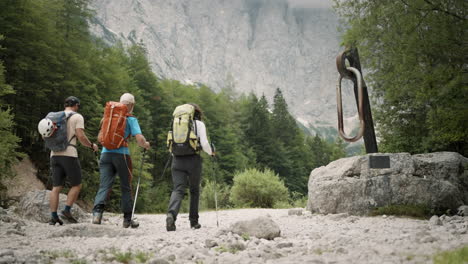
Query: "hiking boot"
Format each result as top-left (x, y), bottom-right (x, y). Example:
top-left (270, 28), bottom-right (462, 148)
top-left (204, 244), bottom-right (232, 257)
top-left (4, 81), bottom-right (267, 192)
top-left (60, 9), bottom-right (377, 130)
top-left (123, 218), bottom-right (139, 229)
top-left (48, 217), bottom-right (63, 226)
top-left (190, 222), bottom-right (201, 229)
top-left (166, 213), bottom-right (176, 232)
top-left (60, 210), bottom-right (78, 223)
top-left (92, 211), bottom-right (103, 225)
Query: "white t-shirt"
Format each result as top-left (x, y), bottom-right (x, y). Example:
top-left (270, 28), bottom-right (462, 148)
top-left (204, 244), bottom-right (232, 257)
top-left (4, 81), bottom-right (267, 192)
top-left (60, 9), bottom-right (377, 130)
top-left (51, 111), bottom-right (84, 158)
top-left (194, 120), bottom-right (212, 155)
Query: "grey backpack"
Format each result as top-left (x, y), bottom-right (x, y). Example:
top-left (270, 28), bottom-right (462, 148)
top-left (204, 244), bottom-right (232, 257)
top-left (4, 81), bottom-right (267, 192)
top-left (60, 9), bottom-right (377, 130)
top-left (42, 111), bottom-right (76, 151)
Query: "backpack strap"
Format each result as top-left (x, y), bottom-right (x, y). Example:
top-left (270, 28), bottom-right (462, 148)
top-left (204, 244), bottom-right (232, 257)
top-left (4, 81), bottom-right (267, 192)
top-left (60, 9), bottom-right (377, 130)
top-left (65, 112), bottom-right (77, 149)
top-left (122, 114), bottom-right (134, 147)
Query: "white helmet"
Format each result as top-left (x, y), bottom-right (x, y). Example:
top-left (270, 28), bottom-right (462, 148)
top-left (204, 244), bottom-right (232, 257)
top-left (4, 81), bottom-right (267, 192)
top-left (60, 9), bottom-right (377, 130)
top-left (38, 118), bottom-right (56, 137)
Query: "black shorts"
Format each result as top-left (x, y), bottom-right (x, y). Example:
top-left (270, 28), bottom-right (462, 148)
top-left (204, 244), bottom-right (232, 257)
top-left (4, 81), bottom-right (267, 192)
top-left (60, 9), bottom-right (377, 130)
top-left (51, 156), bottom-right (82, 187)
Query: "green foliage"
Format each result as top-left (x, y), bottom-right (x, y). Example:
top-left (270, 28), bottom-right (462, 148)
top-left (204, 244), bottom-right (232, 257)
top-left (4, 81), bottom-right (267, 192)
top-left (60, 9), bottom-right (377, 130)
top-left (230, 168), bottom-right (289, 208)
top-left (370, 204), bottom-right (432, 219)
top-left (333, 0), bottom-right (468, 156)
top-left (200, 179), bottom-right (232, 210)
top-left (0, 0), bottom-right (348, 212)
top-left (433, 246), bottom-right (468, 264)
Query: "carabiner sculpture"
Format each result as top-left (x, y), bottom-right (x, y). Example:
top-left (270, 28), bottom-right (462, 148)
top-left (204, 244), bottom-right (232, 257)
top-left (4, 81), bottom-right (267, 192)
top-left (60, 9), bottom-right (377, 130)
top-left (336, 66), bottom-right (365, 142)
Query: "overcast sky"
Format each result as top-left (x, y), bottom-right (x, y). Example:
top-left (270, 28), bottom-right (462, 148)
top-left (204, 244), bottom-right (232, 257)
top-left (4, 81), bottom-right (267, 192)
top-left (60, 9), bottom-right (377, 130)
top-left (286, 0), bottom-right (333, 9)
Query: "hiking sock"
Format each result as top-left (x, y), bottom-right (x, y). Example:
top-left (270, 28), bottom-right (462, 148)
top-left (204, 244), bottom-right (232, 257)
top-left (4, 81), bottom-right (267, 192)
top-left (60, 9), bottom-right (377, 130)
top-left (51, 212), bottom-right (58, 219)
top-left (64, 205), bottom-right (72, 212)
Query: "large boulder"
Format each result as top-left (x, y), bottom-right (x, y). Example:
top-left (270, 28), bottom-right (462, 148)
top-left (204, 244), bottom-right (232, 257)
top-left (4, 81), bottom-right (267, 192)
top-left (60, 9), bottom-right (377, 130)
top-left (307, 152), bottom-right (468, 215)
top-left (18, 190), bottom-right (87, 223)
top-left (228, 216), bottom-right (281, 240)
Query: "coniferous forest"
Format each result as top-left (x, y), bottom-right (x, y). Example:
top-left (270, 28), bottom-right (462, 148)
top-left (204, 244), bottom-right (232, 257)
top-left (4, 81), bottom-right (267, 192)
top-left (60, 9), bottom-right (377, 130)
top-left (0, 0), bottom-right (347, 212)
top-left (0, 0), bottom-right (466, 213)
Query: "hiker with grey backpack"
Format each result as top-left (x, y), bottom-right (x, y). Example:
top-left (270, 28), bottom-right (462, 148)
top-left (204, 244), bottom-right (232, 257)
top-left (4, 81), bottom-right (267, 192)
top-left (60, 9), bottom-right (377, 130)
top-left (166, 103), bottom-right (215, 231)
top-left (38, 96), bottom-right (99, 225)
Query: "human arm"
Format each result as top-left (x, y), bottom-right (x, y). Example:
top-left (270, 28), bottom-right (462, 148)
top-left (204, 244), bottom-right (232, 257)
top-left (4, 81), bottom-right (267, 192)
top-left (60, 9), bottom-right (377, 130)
top-left (128, 117), bottom-right (150, 150)
top-left (135, 134), bottom-right (150, 150)
top-left (195, 120), bottom-right (213, 156)
top-left (76, 128), bottom-right (98, 152)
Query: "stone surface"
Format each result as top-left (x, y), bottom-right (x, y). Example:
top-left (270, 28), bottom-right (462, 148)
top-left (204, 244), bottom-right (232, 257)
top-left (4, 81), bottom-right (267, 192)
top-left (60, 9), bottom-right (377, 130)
top-left (18, 190), bottom-right (87, 223)
top-left (0, 208), bottom-right (467, 264)
top-left (89, 0), bottom-right (357, 133)
top-left (307, 152), bottom-right (468, 215)
top-left (229, 216), bottom-right (281, 240)
top-left (457, 205), bottom-right (468, 216)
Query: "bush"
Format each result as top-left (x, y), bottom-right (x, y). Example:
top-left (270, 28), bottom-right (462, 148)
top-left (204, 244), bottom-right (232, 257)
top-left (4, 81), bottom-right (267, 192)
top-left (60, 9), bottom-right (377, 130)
top-left (229, 168), bottom-right (288, 208)
top-left (370, 204), bottom-right (432, 219)
top-left (201, 180), bottom-right (232, 210)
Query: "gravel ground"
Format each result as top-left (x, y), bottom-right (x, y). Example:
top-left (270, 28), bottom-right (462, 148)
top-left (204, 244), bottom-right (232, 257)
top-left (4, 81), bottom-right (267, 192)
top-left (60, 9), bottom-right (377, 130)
top-left (1, 208), bottom-right (467, 263)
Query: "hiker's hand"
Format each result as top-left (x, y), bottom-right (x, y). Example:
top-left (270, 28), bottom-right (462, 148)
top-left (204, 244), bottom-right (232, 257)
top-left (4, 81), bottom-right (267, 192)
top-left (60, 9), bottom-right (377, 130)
top-left (143, 141), bottom-right (150, 150)
top-left (211, 152), bottom-right (216, 157)
top-left (92, 143), bottom-right (99, 152)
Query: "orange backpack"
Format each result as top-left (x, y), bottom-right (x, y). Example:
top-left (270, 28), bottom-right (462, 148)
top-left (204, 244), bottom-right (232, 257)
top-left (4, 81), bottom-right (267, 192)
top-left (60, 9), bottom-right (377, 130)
top-left (98, 101), bottom-right (131, 149)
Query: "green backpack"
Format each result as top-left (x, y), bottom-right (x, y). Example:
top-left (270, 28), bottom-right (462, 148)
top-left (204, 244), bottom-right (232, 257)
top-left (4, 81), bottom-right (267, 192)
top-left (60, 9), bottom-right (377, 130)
top-left (167, 104), bottom-right (199, 156)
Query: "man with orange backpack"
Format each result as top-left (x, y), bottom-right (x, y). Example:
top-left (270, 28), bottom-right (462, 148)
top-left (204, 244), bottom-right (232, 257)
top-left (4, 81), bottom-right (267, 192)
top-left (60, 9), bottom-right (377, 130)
top-left (92, 93), bottom-right (150, 228)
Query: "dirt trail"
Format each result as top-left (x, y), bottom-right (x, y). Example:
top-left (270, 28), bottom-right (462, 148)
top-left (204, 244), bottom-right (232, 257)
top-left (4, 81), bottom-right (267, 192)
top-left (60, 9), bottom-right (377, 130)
top-left (0, 208), bottom-right (467, 263)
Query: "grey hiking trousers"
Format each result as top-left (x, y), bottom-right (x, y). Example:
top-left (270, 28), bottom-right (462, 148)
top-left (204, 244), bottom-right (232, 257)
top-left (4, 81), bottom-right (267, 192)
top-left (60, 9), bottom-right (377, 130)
top-left (167, 155), bottom-right (202, 223)
top-left (93, 152), bottom-right (134, 214)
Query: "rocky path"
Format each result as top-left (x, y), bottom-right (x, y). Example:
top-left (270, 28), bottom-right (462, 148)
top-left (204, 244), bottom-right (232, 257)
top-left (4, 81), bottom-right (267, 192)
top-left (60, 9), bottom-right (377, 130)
top-left (1, 208), bottom-right (467, 263)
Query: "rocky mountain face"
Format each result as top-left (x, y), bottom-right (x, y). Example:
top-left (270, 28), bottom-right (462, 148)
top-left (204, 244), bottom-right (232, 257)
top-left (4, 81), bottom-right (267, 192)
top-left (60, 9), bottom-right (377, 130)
top-left (90, 0), bottom-right (357, 134)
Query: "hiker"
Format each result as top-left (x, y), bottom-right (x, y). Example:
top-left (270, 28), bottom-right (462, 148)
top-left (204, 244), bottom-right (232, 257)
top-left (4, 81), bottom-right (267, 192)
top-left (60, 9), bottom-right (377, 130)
top-left (166, 103), bottom-right (215, 231)
top-left (92, 93), bottom-right (150, 228)
top-left (40, 96), bottom-right (98, 225)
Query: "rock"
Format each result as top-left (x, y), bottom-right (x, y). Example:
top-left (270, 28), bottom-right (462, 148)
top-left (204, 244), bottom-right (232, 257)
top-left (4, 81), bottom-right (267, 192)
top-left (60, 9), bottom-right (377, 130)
top-left (307, 152), bottom-right (468, 215)
top-left (0, 256), bottom-right (15, 264)
top-left (205, 239), bottom-right (218, 248)
top-left (18, 190), bottom-right (87, 223)
top-left (277, 242), bottom-right (293, 249)
top-left (429, 215), bottom-right (442, 226)
top-left (288, 209), bottom-right (303, 216)
top-left (0, 250), bottom-right (14, 258)
top-left (148, 258), bottom-right (170, 264)
top-left (420, 236), bottom-right (437, 243)
top-left (229, 216), bottom-right (281, 240)
top-left (328, 213), bottom-right (349, 221)
top-left (457, 205), bottom-right (468, 216)
top-left (229, 242), bottom-right (246, 251)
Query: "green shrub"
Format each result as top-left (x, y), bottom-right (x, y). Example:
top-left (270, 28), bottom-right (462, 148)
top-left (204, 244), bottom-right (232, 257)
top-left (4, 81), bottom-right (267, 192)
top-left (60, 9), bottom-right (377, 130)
top-left (370, 204), bottom-right (432, 219)
top-left (433, 246), bottom-right (468, 264)
top-left (289, 191), bottom-right (308, 208)
top-left (229, 168), bottom-right (288, 208)
top-left (201, 179), bottom-right (232, 210)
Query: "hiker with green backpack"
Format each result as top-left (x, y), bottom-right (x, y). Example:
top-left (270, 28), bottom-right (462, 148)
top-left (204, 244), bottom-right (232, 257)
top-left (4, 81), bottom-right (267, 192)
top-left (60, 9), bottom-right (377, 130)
top-left (38, 96), bottom-right (99, 225)
top-left (166, 103), bottom-right (215, 231)
top-left (92, 93), bottom-right (150, 228)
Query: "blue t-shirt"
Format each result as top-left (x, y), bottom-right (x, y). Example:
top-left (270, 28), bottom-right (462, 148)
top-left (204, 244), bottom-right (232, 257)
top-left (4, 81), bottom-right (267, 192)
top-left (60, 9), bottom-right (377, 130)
top-left (102, 116), bottom-right (142, 155)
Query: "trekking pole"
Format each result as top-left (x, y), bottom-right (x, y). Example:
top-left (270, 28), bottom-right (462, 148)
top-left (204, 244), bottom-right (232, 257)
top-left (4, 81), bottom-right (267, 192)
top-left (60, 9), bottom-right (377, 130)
top-left (131, 149), bottom-right (146, 221)
top-left (210, 143), bottom-right (219, 228)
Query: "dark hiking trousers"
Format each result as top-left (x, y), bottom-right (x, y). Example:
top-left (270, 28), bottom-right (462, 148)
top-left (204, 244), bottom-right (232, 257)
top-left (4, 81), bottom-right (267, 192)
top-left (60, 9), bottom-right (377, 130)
top-left (93, 152), bottom-right (133, 214)
top-left (167, 155), bottom-right (202, 223)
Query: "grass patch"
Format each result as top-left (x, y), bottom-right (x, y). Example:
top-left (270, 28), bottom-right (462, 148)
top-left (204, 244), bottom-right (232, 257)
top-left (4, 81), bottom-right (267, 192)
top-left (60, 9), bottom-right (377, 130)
top-left (100, 248), bottom-right (152, 263)
top-left (369, 204), bottom-right (432, 219)
top-left (41, 249), bottom-right (76, 260)
top-left (433, 246), bottom-right (468, 264)
top-left (241, 233), bottom-right (250, 241)
top-left (215, 245), bottom-right (239, 254)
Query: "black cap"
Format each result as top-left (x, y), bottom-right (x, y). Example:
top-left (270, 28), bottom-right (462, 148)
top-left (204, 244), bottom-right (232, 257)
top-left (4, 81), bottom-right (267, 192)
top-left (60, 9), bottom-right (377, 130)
top-left (64, 96), bottom-right (80, 107)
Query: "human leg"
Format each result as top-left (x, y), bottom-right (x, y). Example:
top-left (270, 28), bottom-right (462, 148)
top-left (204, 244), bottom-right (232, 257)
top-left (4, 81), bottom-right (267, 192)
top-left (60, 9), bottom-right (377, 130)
top-left (49, 157), bottom-right (64, 225)
top-left (92, 153), bottom-right (116, 224)
top-left (188, 156), bottom-right (202, 228)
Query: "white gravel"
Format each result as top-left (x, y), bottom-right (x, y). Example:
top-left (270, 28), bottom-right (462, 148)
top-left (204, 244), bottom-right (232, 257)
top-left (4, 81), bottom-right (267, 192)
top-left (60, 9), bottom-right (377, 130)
top-left (1, 208), bottom-right (467, 263)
